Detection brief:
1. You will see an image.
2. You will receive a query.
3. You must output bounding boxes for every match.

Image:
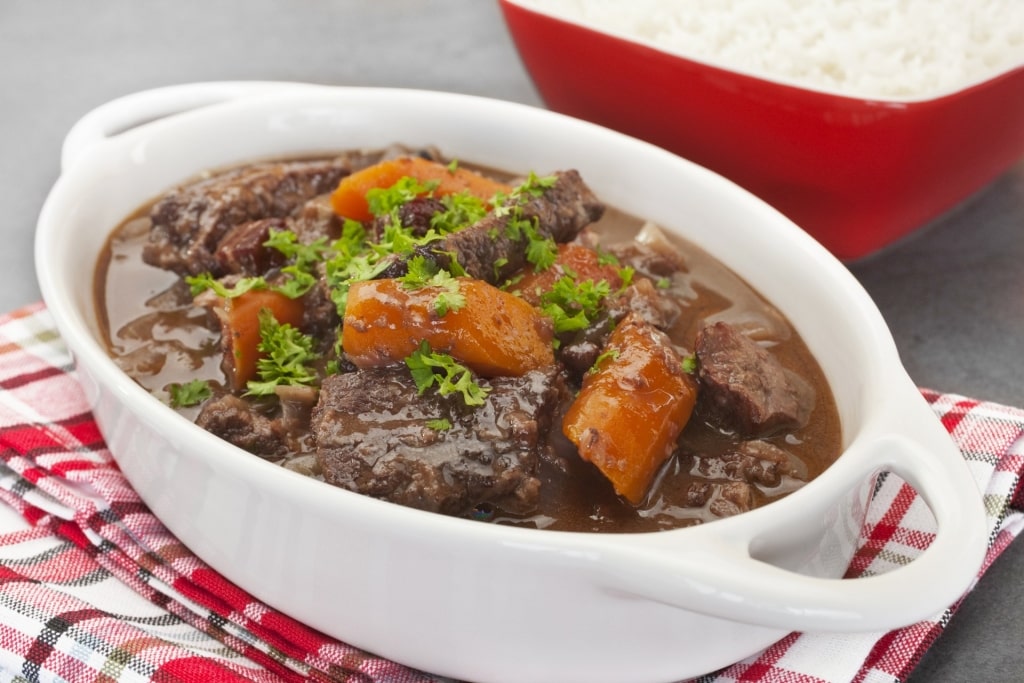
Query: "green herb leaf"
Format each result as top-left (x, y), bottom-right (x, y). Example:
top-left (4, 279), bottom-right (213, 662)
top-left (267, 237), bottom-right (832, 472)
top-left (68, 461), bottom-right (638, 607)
top-left (425, 417), bottom-right (452, 431)
top-left (272, 266), bottom-right (318, 299)
top-left (400, 255), bottom-right (440, 288)
top-left (264, 229), bottom-right (330, 268)
top-left (168, 379), bottom-right (212, 408)
top-left (589, 348), bottom-right (620, 374)
top-left (431, 282), bottom-right (466, 317)
top-left (596, 249), bottom-right (620, 267)
top-left (245, 308), bottom-right (319, 396)
top-left (366, 176), bottom-right (438, 217)
top-left (516, 171), bottom-right (557, 198)
top-left (399, 257), bottom-right (466, 316)
top-left (616, 266), bottom-right (636, 289)
top-left (525, 233), bottom-right (558, 271)
top-left (539, 276), bottom-right (611, 335)
top-left (430, 192), bottom-right (488, 234)
top-left (405, 340), bottom-right (490, 407)
top-left (186, 273), bottom-right (267, 298)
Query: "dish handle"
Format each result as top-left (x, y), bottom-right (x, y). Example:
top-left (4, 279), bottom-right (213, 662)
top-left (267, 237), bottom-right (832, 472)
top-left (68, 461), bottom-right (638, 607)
top-left (602, 417), bottom-right (988, 632)
top-left (60, 81), bottom-right (322, 172)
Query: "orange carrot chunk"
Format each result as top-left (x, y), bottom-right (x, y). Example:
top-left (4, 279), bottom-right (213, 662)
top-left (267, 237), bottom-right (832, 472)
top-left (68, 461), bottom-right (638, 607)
top-left (220, 290), bottom-right (305, 391)
top-left (330, 156), bottom-right (512, 222)
top-left (562, 313), bottom-right (698, 504)
top-left (342, 277), bottom-right (554, 377)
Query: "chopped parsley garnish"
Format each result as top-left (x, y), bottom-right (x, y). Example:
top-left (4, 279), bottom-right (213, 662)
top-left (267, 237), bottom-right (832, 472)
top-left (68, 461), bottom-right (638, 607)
top-left (245, 308), bottom-right (319, 396)
top-left (616, 266), bottom-right (635, 289)
top-left (264, 229), bottom-right (330, 268)
top-left (596, 249), bottom-right (619, 267)
top-left (425, 417), bottom-right (452, 431)
top-left (430, 192), bottom-right (488, 234)
top-left (168, 379), bottom-right (212, 408)
top-left (512, 171), bottom-right (558, 199)
top-left (405, 340), bottom-right (490, 407)
top-left (493, 257), bottom-right (510, 281)
top-left (525, 229), bottom-right (558, 271)
top-left (589, 348), bottom-right (620, 374)
top-left (399, 256), bottom-right (466, 316)
top-left (366, 176), bottom-right (439, 217)
top-left (273, 267), bottom-right (318, 299)
top-left (186, 273), bottom-right (266, 298)
top-left (398, 254), bottom-right (438, 287)
top-left (539, 276), bottom-right (612, 335)
top-left (431, 277), bottom-right (465, 317)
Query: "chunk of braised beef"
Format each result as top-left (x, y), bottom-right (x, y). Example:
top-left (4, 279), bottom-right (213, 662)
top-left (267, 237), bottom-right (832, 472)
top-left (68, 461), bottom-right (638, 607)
top-left (311, 366), bottom-right (565, 516)
top-left (216, 193), bottom-right (346, 278)
top-left (709, 482), bottom-right (754, 517)
top-left (215, 218), bottom-right (288, 276)
top-left (681, 480), bottom-right (754, 518)
top-left (695, 321), bottom-right (814, 437)
top-left (195, 394), bottom-right (290, 458)
top-left (607, 239), bottom-right (686, 280)
top-left (685, 481), bottom-right (713, 508)
top-left (290, 194), bottom-right (343, 244)
top-left (144, 158), bottom-right (352, 276)
top-left (693, 440), bottom-right (806, 488)
top-left (430, 170), bottom-right (605, 284)
top-left (558, 337), bottom-right (605, 380)
top-left (299, 267), bottom-right (342, 352)
top-left (604, 277), bottom-right (682, 330)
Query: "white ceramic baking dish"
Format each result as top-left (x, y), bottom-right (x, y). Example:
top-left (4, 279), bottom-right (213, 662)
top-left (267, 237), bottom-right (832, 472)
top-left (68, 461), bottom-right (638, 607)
top-left (35, 82), bottom-right (988, 683)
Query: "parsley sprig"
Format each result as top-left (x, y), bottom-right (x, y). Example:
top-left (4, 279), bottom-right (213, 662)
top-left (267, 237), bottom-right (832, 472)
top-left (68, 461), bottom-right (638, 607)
top-left (186, 273), bottom-right (266, 299)
top-left (400, 256), bottom-right (466, 316)
top-left (405, 340), bottom-right (490, 407)
top-left (539, 274), bottom-right (612, 335)
top-left (245, 308), bottom-right (320, 396)
top-left (168, 379), bottom-right (213, 407)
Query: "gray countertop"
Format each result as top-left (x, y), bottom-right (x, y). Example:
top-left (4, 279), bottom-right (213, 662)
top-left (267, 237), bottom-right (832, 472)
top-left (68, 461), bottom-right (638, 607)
top-left (2, 1), bottom-right (1022, 681)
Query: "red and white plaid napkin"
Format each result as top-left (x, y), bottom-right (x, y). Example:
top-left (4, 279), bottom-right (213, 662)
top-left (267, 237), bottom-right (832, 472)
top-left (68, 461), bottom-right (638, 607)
top-left (0, 302), bottom-right (1021, 683)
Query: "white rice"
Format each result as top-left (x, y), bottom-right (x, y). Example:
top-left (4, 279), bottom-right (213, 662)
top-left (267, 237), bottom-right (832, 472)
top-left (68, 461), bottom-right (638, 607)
top-left (515, 0), bottom-right (1024, 99)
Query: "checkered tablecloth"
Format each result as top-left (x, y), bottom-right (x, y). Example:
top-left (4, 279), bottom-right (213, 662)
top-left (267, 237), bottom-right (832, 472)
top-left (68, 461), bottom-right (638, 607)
top-left (0, 302), bottom-right (1021, 683)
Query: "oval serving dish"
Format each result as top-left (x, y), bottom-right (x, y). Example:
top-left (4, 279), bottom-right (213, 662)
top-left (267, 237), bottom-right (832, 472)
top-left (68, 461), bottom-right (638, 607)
top-left (35, 82), bottom-right (987, 683)
top-left (498, 0), bottom-right (1024, 261)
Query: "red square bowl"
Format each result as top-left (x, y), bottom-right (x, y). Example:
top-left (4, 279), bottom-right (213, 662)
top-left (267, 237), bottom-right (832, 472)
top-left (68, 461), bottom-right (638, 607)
top-left (499, 0), bottom-right (1024, 260)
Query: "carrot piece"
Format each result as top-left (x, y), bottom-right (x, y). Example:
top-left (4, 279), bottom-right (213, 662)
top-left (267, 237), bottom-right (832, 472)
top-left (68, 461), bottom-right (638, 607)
top-left (220, 290), bottom-right (305, 390)
top-left (511, 242), bottom-right (624, 306)
top-left (330, 156), bottom-right (512, 222)
top-left (562, 313), bottom-right (698, 504)
top-left (342, 277), bottom-right (554, 377)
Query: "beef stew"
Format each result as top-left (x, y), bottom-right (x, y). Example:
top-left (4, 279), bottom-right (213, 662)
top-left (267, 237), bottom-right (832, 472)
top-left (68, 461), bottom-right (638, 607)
top-left (95, 147), bottom-right (841, 533)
